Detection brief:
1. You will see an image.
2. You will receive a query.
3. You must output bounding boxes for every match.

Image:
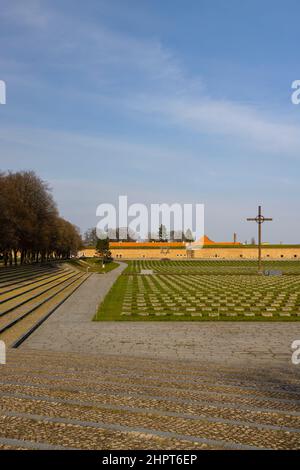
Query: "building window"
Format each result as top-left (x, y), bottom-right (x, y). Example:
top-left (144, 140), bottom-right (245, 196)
top-left (281, 255), bottom-right (284, 258)
top-left (240, 254), bottom-right (243, 258)
top-left (294, 255), bottom-right (297, 258)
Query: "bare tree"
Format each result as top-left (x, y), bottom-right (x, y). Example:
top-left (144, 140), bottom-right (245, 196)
top-left (0, 171), bottom-right (82, 265)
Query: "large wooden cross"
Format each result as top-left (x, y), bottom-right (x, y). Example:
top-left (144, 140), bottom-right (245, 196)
top-left (247, 205), bottom-right (273, 273)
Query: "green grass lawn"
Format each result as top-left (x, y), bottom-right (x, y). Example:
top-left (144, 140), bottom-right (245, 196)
top-left (126, 259), bottom-right (300, 274)
top-left (95, 259), bottom-right (300, 321)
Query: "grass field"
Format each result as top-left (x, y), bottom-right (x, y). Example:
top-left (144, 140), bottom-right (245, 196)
top-left (95, 259), bottom-right (300, 321)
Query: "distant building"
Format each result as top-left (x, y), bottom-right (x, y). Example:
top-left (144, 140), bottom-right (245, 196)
top-left (78, 234), bottom-right (300, 260)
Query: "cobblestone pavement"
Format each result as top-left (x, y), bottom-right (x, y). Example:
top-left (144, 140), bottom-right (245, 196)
top-left (19, 263), bottom-right (300, 367)
top-left (23, 317), bottom-right (300, 368)
top-left (0, 349), bottom-right (300, 449)
top-left (8, 262), bottom-right (300, 449)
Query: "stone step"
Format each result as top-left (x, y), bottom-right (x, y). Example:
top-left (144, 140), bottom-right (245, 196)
top-left (1, 349), bottom-right (299, 450)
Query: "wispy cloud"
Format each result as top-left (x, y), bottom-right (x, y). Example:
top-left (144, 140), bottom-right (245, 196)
top-left (127, 94), bottom-right (300, 156)
top-left (1, 0), bottom-right (50, 28)
top-left (0, 125), bottom-right (193, 174)
top-left (1, 1), bottom-right (300, 240)
top-left (4, 0), bottom-right (299, 160)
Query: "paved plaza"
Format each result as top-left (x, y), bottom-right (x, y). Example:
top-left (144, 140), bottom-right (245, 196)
top-left (0, 262), bottom-right (298, 449)
top-left (21, 263), bottom-right (300, 367)
top-left (1, 348), bottom-right (300, 450)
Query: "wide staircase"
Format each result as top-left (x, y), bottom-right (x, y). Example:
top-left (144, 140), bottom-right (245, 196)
top-left (0, 349), bottom-right (300, 449)
top-left (0, 263), bottom-right (90, 347)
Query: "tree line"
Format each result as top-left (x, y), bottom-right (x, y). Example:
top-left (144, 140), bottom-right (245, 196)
top-left (83, 224), bottom-right (194, 246)
top-left (0, 171), bottom-right (82, 266)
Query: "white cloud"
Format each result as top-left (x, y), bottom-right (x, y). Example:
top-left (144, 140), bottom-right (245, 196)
top-left (1, 0), bottom-right (299, 162)
top-left (0, 125), bottom-right (187, 170)
top-left (0, 2), bottom-right (299, 242)
top-left (125, 94), bottom-right (300, 157)
top-left (53, 10), bottom-right (300, 157)
top-left (1, 0), bottom-right (50, 28)
top-left (0, 126), bottom-right (202, 200)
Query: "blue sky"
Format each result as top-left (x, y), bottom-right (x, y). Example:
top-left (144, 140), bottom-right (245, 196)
top-left (1, 0), bottom-right (300, 242)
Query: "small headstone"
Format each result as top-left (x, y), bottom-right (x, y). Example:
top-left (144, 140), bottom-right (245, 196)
top-left (264, 270), bottom-right (282, 276)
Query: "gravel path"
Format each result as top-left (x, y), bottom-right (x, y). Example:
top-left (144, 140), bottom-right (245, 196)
top-left (21, 261), bottom-right (300, 368)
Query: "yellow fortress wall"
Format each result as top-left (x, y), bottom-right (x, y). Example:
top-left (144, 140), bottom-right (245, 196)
top-left (78, 236), bottom-right (300, 260)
